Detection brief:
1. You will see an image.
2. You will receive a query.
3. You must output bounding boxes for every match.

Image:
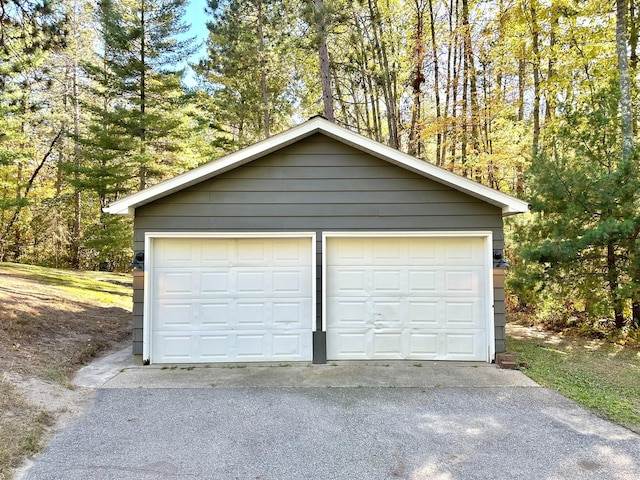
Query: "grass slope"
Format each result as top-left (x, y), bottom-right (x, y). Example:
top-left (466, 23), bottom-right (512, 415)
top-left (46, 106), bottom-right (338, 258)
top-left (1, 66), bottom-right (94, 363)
top-left (507, 324), bottom-right (640, 434)
top-left (0, 263), bottom-right (132, 479)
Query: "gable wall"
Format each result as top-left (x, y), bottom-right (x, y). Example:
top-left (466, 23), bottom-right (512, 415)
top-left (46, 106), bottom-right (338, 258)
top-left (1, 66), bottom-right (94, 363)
top-left (132, 134), bottom-right (506, 356)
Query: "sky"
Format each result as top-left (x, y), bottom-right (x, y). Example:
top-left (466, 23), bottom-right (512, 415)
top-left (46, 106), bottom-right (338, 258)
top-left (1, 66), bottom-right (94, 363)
top-left (180, 0), bottom-right (209, 84)
top-left (184, 0), bottom-right (209, 55)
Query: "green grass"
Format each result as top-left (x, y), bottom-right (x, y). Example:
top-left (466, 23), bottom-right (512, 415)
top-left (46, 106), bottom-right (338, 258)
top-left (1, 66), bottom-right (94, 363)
top-left (507, 334), bottom-right (640, 433)
top-left (0, 262), bottom-right (132, 310)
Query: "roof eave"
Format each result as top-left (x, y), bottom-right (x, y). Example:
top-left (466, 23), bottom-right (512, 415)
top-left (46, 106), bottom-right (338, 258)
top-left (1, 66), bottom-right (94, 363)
top-left (105, 117), bottom-right (529, 217)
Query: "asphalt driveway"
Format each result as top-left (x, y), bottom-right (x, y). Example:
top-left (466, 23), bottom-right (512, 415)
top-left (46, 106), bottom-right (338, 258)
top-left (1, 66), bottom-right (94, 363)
top-left (20, 357), bottom-right (640, 480)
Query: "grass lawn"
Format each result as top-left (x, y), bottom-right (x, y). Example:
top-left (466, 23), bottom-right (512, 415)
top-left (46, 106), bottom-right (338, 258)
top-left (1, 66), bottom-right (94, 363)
top-left (507, 324), bottom-right (640, 434)
top-left (0, 263), bottom-right (132, 480)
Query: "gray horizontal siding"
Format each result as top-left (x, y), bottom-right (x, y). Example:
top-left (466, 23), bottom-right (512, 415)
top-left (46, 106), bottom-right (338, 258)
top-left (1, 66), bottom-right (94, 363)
top-left (138, 202), bottom-right (499, 217)
top-left (146, 189), bottom-right (481, 205)
top-left (132, 133), bottom-right (506, 360)
top-left (184, 177), bottom-right (457, 192)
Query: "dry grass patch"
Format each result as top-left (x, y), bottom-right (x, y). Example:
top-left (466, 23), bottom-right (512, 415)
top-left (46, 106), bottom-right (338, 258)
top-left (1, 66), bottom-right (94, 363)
top-left (0, 263), bottom-right (132, 479)
top-left (0, 381), bottom-right (54, 480)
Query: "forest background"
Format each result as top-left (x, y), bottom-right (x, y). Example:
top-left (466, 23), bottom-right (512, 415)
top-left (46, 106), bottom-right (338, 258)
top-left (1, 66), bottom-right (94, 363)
top-left (1, 0), bottom-right (639, 334)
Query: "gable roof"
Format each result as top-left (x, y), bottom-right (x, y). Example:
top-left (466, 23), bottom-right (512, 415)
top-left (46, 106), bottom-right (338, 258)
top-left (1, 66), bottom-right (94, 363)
top-left (105, 116), bottom-right (529, 216)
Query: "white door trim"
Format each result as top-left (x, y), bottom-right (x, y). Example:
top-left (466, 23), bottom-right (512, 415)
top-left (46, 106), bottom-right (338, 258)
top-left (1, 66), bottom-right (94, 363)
top-left (143, 232), bottom-right (317, 364)
top-left (322, 231), bottom-right (495, 362)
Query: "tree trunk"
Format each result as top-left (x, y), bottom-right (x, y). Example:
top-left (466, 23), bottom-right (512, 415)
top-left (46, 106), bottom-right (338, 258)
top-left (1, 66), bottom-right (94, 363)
top-left (530, 1), bottom-right (541, 157)
top-left (607, 242), bottom-right (626, 329)
top-left (462, 0), bottom-right (479, 159)
top-left (616, 0), bottom-right (634, 161)
top-left (517, 43), bottom-right (525, 122)
top-left (139, 0), bottom-right (148, 190)
top-left (440, 0), bottom-right (456, 167)
top-left (408, 0), bottom-right (425, 157)
top-left (545, 13), bottom-right (557, 122)
top-left (450, 0), bottom-right (461, 167)
top-left (257, 0), bottom-right (270, 137)
top-left (71, 49), bottom-right (82, 269)
top-left (313, 0), bottom-right (334, 122)
top-left (630, 0), bottom-right (638, 136)
top-left (367, 0), bottom-right (399, 148)
top-left (428, 0), bottom-right (442, 164)
top-left (461, 0), bottom-right (468, 176)
top-left (618, 0), bottom-right (639, 327)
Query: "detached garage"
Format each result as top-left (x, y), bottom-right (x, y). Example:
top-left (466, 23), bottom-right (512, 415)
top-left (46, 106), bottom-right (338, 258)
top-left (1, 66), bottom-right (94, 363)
top-left (106, 117), bottom-right (528, 365)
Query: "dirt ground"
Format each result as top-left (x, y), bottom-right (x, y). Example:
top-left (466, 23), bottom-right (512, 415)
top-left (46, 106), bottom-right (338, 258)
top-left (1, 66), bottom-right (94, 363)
top-left (0, 275), bottom-right (130, 380)
top-left (0, 265), bottom-right (132, 479)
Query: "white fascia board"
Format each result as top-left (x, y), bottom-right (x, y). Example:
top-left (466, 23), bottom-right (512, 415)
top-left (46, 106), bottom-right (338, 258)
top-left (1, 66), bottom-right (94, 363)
top-left (106, 117), bottom-right (529, 216)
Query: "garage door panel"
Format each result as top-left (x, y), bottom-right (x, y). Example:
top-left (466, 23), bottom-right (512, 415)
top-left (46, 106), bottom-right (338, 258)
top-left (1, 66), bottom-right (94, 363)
top-left (236, 271), bottom-right (266, 294)
top-left (444, 268), bottom-right (483, 294)
top-left (200, 241), bottom-right (230, 263)
top-left (372, 300), bottom-right (403, 326)
top-left (408, 270), bottom-right (438, 293)
top-left (445, 301), bottom-right (483, 326)
top-left (151, 237), bottom-right (313, 363)
top-left (200, 302), bottom-right (233, 326)
top-left (273, 238), bottom-right (311, 264)
top-left (236, 302), bottom-right (268, 326)
top-left (272, 333), bottom-right (308, 359)
top-left (327, 238), bottom-right (367, 265)
top-left (444, 238), bottom-right (485, 264)
top-left (372, 332), bottom-right (403, 357)
top-left (326, 268), bottom-right (367, 295)
top-left (407, 333), bottom-right (438, 357)
top-left (235, 333), bottom-right (265, 357)
top-left (327, 331), bottom-right (369, 359)
top-left (156, 239), bottom-right (197, 266)
top-left (153, 329), bottom-right (312, 363)
top-left (408, 242), bottom-right (437, 262)
top-left (154, 334), bottom-right (194, 361)
top-left (408, 301), bottom-right (439, 325)
top-left (444, 332), bottom-right (485, 359)
top-left (327, 299), bottom-right (369, 325)
top-left (199, 335), bottom-right (231, 360)
top-left (199, 271), bottom-right (228, 294)
top-left (273, 300), bottom-right (307, 326)
top-left (372, 270), bottom-right (403, 294)
top-left (160, 267), bottom-right (314, 299)
top-left (156, 271), bottom-right (196, 296)
top-left (326, 236), bottom-right (489, 362)
top-left (154, 302), bottom-right (194, 327)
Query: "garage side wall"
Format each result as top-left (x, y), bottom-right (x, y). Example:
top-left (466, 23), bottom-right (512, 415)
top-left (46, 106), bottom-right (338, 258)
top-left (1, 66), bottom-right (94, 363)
top-left (132, 134), bottom-right (506, 357)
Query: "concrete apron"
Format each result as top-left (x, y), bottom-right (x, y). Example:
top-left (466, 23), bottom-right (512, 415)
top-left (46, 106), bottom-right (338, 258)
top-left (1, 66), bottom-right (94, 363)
top-left (74, 347), bottom-right (539, 389)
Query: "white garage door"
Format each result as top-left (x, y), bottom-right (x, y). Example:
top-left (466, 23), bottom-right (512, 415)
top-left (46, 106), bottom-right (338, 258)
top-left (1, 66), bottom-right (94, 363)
top-left (325, 235), bottom-right (490, 361)
top-left (150, 236), bottom-right (314, 363)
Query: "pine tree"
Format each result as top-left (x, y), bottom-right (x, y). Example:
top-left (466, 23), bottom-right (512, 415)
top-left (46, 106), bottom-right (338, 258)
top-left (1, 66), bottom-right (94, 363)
top-left (510, 86), bottom-right (640, 329)
top-left (74, 0), bottom-right (200, 269)
top-left (0, 0), bottom-right (67, 261)
top-left (197, 0), bottom-right (298, 145)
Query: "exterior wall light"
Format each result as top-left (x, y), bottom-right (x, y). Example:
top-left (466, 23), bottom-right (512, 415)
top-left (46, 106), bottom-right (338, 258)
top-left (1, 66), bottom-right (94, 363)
top-left (130, 251), bottom-right (145, 271)
top-left (493, 250), bottom-right (510, 269)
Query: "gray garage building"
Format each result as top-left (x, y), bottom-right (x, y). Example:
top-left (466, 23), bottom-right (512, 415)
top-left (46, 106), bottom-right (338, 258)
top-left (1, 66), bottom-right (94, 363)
top-left (106, 117), bottom-right (529, 365)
